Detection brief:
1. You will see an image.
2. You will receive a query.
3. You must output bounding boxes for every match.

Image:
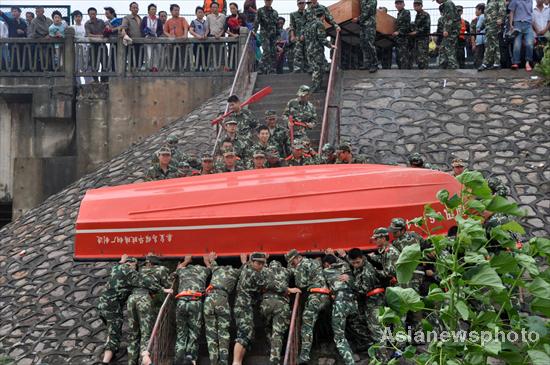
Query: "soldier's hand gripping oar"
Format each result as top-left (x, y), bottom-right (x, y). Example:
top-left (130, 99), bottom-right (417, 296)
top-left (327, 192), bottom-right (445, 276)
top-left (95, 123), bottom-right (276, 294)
top-left (211, 86), bottom-right (273, 125)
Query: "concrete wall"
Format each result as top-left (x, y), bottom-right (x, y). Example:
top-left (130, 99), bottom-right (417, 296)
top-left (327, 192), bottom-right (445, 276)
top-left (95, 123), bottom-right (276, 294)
top-left (76, 76), bottom-right (232, 176)
top-left (1, 74), bottom-right (232, 220)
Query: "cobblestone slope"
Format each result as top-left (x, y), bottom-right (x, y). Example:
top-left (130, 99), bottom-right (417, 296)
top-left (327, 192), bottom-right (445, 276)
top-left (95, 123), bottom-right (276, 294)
top-left (0, 91), bottom-right (227, 365)
top-left (340, 70), bottom-right (549, 237)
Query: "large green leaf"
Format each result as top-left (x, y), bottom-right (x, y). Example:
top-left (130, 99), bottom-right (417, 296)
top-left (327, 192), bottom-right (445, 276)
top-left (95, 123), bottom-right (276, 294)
top-left (464, 252), bottom-right (487, 264)
top-left (528, 350), bottom-right (550, 365)
top-left (530, 237), bottom-right (550, 257)
top-left (516, 253), bottom-right (540, 276)
top-left (425, 287), bottom-right (448, 302)
top-left (500, 221), bottom-right (526, 235)
top-left (457, 171), bottom-right (492, 198)
top-left (437, 189), bottom-right (449, 205)
top-left (466, 264), bottom-right (505, 290)
top-left (446, 194), bottom-right (461, 209)
top-left (484, 340), bottom-right (501, 356)
top-left (531, 298), bottom-right (550, 317)
top-left (526, 316), bottom-right (548, 337)
top-left (466, 199), bottom-right (486, 213)
top-left (485, 196), bottom-right (526, 216)
top-left (456, 300), bottom-right (469, 320)
top-left (526, 277), bottom-right (550, 300)
top-left (385, 287), bottom-right (424, 315)
top-left (396, 244), bottom-right (421, 284)
top-left (490, 252), bottom-right (519, 274)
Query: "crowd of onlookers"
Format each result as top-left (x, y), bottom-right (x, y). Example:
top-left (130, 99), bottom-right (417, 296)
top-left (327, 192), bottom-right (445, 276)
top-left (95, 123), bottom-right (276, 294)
top-left (1, 1), bottom-right (548, 73)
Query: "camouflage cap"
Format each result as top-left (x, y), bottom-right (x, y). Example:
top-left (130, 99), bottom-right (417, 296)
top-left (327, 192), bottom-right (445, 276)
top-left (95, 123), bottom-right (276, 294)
top-left (250, 252), bottom-right (267, 262)
top-left (223, 148), bottom-right (236, 156)
top-left (158, 146), bottom-right (172, 155)
top-left (253, 150), bottom-right (266, 158)
top-left (145, 254), bottom-right (161, 265)
top-left (314, 7), bottom-right (325, 16)
top-left (389, 218), bottom-right (407, 232)
top-left (372, 227), bottom-right (389, 238)
top-left (126, 257), bottom-right (138, 263)
top-left (409, 153), bottom-right (424, 164)
top-left (322, 143), bottom-right (335, 153)
top-left (266, 146), bottom-right (280, 158)
top-left (167, 134), bottom-right (178, 144)
top-left (451, 158), bottom-right (465, 167)
top-left (297, 85), bottom-right (311, 96)
top-left (224, 119), bottom-right (238, 125)
top-left (293, 140), bottom-right (305, 149)
top-left (269, 260), bottom-right (283, 268)
top-left (285, 249), bottom-right (300, 263)
top-left (337, 143), bottom-right (351, 153)
top-left (264, 110), bottom-right (277, 117)
top-left (201, 153), bottom-right (214, 161)
top-left (395, 0), bottom-right (404, 3)
top-left (413, 0), bottom-right (423, 4)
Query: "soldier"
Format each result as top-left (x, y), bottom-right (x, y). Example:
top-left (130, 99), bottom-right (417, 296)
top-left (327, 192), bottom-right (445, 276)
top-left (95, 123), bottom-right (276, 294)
top-left (248, 125), bottom-right (277, 157)
top-left (408, 152), bottom-right (426, 168)
top-left (320, 143), bottom-right (336, 164)
top-left (98, 255), bottom-right (139, 364)
top-left (261, 260), bottom-right (301, 365)
top-left (285, 140), bottom-right (315, 166)
top-left (290, 0), bottom-right (309, 73)
top-left (265, 110), bottom-right (291, 158)
top-left (367, 227), bottom-right (400, 288)
top-left (450, 158), bottom-right (466, 176)
top-left (321, 253), bottom-right (357, 365)
top-left (283, 85), bottom-right (318, 141)
top-left (411, 0), bottom-right (431, 69)
top-left (304, 0), bottom-right (340, 33)
top-left (217, 148), bottom-right (245, 173)
top-left (306, 8), bottom-right (336, 92)
top-left (232, 252), bottom-right (267, 365)
top-left (174, 255), bottom-right (211, 363)
top-left (302, 136), bottom-right (318, 161)
top-left (265, 146), bottom-right (288, 168)
top-left (478, 0), bottom-right (505, 71)
top-left (345, 248), bottom-right (388, 361)
top-left (203, 252), bottom-right (240, 365)
top-left (487, 177), bottom-right (508, 197)
top-left (226, 95), bottom-right (258, 139)
top-left (335, 144), bottom-right (369, 164)
top-left (218, 120), bottom-right (247, 159)
top-left (247, 150), bottom-right (267, 169)
top-left (393, 0), bottom-right (412, 69)
top-left (150, 133), bottom-right (188, 168)
top-left (199, 154), bottom-right (216, 175)
top-left (353, 0), bottom-right (379, 72)
top-left (145, 147), bottom-right (185, 181)
top-left (388, 217), bottom-right (424, 253)
top-left (285, 249), bottom-right (331, 365)
top-left (127, 255), bottom-right (173, 365)
top-left (254, 0), bottom-right (279, 74)
top-left (435, 0), bottom-right (461, 69)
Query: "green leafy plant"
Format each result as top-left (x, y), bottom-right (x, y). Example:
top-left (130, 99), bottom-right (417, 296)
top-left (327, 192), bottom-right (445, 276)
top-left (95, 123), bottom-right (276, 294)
top-left (373, 171), bottom-right (550, 364)
top-left (535, 33), bottom-right (550, 86)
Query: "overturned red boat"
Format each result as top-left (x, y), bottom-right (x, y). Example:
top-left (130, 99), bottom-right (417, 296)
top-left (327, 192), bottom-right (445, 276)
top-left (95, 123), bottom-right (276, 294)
top-left (74, 164), bottom-right (461, 259)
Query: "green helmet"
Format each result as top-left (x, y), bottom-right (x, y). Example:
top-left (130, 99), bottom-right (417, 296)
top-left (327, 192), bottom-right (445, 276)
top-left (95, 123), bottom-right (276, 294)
top-left (285, 249), bottom-right (300, 263)
top-left (389, 218), bottom-right (407, 232)
top-left (487, 178), bottom-right (508, 197)
top-left (322, 143), bottom-right (335, 153)
top-left (409, 153), bottom-right (424, 166)
top-left (167, 134), bottom-right (178, 144)
top-left (372, 227), bottom-right (389, 238)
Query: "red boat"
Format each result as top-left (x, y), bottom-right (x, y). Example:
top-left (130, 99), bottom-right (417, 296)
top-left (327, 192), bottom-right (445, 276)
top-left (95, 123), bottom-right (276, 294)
top-left (74, 164), bottom-right (461, 260)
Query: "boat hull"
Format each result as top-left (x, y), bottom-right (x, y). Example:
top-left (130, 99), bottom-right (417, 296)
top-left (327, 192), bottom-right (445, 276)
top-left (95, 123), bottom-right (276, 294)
top-left (74, 164), bottom-right (461, 259)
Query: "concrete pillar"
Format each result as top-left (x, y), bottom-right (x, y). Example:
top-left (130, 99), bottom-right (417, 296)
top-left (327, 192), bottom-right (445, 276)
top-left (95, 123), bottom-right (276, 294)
top-left (76, 85), bottom-right (110, 177)
top-left (0, 98), bottom-right (13, 202)
top-left (64, 27), bottom-right (75, 81)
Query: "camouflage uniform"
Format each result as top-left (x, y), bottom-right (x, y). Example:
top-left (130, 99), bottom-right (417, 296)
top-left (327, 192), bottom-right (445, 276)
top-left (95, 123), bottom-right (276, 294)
top-left (204, 261), bottom-right (240, 365)
top-left (97, 261), bottom-right (139, 353)
top-left (357, 0), bottom-right (378, 70)
top-left (151, 135), bottom-right (189, 168)
top-left (350, 257), bottom-right (386, 350)
top-left (288, 252), bottom-right (331, 363)
top-left (335, 154), bottom-right (369, 164)
top-left (175, 264), bottom-right (210, 361)
top-left (268, 124), bottom-right (291, 158)
top-left (368, 246), bottom-right (400, 288)
top-left (283, 95), bottom-right (318, 141)
top-left (285, 153), bottom-right (315, 166)
top-left (261, 261), bottom-right (291, 365)
top-left (395, 7), bottom-right (412, 69)
top-left (254, 6), bottom-right (279, 74)
top-left (290, 8), bottom-right (309, 72)
top-left (231, 108), bottom-right (259, 140)
top-left (305, 9), bottom-right (333, 91)
top-left (234, 261), bottom-right (266, 351)
top-left (413, 5), bottom-right (431, 69)
top-left (438, 0), bottom-right (461, 69)
top-left (248, 141), bottom-right (278, 160)
top-left (145, 164), bottom-right (183, 181)
top-left (389, 218), bottom-right (425, 253)
top-left (127, 264), bottom-right (170, 365)
top-left (323, 258), bottom-right (357, 365)
top-left (217, 132), bottom-right (248, 159)
top-left (481, 0), bottom-right (505, 68)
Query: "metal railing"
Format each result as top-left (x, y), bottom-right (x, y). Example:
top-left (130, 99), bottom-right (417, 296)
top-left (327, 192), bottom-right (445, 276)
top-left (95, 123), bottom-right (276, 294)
top-left (0, 28), bottom-right (244, 77)
top-left (283, 292), bottom-right (302, 365)
top-left (147, 291), bottom-right (176, 365)
top-left (318, 30), bottom-right (341, 154)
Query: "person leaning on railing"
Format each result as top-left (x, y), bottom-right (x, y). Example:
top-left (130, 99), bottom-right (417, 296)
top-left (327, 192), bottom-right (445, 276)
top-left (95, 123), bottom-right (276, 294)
top-left (28, 7), bottom-right (52, 39)
top-left (141, 3), bottom-right (164, 72)
top-left (84, 7), bottom-right (106, 82)
top-left (0, 7), bottom-right (27, 38)
top-left (225, 2), bottom-right (246, 37)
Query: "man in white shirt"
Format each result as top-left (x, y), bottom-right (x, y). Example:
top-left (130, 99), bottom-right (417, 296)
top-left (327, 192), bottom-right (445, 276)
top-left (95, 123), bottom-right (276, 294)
top-left (533, 0), bottom-right (550, 35)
